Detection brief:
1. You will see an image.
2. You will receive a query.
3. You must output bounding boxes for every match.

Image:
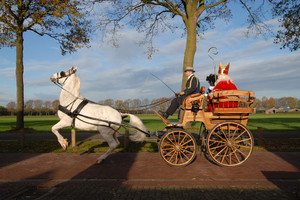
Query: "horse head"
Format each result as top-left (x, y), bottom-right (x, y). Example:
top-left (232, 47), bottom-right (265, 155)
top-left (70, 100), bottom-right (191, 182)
top-left (50, 66), bottom-right (77, 84)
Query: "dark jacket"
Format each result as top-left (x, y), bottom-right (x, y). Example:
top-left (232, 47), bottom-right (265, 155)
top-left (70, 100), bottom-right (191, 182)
top-left (183, 74), bottom-right (200, 98)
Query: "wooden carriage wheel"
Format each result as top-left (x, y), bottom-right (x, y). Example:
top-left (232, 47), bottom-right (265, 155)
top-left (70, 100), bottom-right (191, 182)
top-left (159, 130), bottom-right (197, 167)
top-left (206, 121), bottom-right (254, 167)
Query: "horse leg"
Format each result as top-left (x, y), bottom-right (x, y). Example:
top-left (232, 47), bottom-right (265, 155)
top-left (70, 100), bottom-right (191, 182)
top-left (51, 120), bottom-right (70, 150)
top-left (113, 132), bottom-right (120, 146)
top-left (96, 128), bottom-right (120, 164)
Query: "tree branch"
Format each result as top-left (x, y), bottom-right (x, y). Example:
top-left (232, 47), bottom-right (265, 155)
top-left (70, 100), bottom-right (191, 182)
top-left (144, 0), bottom-right (186, 19)
top-left (196, 0), bottom-right (227, 18)
top-left (239, 0), bottom-right (256, 24)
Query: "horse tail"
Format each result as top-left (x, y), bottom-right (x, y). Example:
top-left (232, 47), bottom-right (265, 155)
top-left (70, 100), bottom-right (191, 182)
top-left (121, 113), bottom-right (147, 142)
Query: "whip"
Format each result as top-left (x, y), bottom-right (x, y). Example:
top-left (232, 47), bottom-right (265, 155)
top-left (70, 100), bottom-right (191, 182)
top-left (150, 72), bottom-right (176, 95)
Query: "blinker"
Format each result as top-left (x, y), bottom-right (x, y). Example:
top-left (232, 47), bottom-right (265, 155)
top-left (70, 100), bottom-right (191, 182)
top-left (60, 71), bottom-right (66, 77)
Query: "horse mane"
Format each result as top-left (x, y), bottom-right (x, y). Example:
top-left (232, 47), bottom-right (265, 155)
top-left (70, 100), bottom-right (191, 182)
top-left (62, 73), bottom-right (81, 98)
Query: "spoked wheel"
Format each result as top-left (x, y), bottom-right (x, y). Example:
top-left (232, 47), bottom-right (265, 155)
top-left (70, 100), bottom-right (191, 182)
top-left (159, 130), bottom-right (197, 167)
top-left (206, 121), bottom-right (254, 167)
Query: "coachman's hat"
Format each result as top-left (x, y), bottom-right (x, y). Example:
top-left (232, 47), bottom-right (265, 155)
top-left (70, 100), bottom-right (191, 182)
top-left (184, 66), bottom-right (195, 72)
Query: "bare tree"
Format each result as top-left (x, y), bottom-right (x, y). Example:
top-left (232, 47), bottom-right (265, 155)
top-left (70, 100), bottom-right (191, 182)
top-left (150, 97), bottom-right (170, 111)
top-left (93, 0), bottom-right (272, 89)
top-left (25, 100), bottom-right (34, 115)
top-left (103, 99), bottom-right (114, 107)
top-left (6, 101), bottom-right (16, 115)
top-left (34, 99), bottom-right (43, 116)
top-left (114, 99), bottom-right (124, 110)
top-left (44, 101), bottom-right (51, 115)
top-left (254, 98), bottom-right (262, 109)
top-left (123, 99), bottom-right (131, 112)
top-left (132, 99), bottom-right (142, 110)
top-left (51, 99), bottom-right (59, 113)
top-left (142, 98), bottom-right (150, 113)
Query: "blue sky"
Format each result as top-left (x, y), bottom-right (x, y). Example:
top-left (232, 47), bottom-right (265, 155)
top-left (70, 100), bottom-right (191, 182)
top-left (0, 3), bottom-right (299, 107)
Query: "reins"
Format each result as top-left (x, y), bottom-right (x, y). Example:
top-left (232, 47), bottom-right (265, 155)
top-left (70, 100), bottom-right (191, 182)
top-left (53, 82), bottom-right (85, 101)
top-left (74, 112), bottom-right (151, 137)
top-left (53, 80), bottom-right (172, 111)
top-left (122, 97), bottom-right (173, 110)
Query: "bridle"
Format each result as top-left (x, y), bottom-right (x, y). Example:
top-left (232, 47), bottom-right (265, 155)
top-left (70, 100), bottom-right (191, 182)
top-left (52, 70), bottom-right (74, 86)
top-left (51, 69), bottom-right (84, 104)
top-left (51, 69), bottom-right (77, 92)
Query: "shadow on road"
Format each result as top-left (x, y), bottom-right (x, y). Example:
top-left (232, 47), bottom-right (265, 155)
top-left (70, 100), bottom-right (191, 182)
top-left (1, 134), bottom-right (300, 199)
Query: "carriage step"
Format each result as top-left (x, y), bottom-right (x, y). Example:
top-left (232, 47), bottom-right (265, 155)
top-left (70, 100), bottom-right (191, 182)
top-left (170, 122), bottom-right (182, 125)
top-left (154, 110), bottom-right (172, 126)
top-left (155, 131), bottom-right (166, 137)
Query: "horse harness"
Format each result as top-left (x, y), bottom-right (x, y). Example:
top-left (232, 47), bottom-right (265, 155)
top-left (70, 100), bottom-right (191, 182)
top-left (54, 79), bottom-right (151, 135)
top-left (58, 99), bottom-right (89, 128)
top-left (58, 99), bottom-right (128, 131)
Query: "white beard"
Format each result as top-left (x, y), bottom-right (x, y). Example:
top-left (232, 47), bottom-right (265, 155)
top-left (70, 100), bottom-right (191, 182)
top-left (215, 74), bottom-right (234, 85)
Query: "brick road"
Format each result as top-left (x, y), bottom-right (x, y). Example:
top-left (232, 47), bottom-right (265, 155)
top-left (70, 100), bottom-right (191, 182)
top-left (0, 152), bottom-right (299, 199)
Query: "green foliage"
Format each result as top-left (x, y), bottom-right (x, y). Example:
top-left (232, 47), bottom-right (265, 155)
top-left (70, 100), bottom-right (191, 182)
top-left (0, 0), bottom-right (92, 54)
top-left (0, 0), bottom-right (93, 130)
top-left (0, 106), bottom-right (9, 115)
top-left (271, 0), bottom-right (300, 51)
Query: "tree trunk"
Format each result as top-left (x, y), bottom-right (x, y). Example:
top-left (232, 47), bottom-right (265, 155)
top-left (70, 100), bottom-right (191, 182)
top-left (182, 29), bottom-right (197, 89)
top-left (16, 31), bottom-right (24, 130)
top-left (181, 3), bottom-right (198, 90)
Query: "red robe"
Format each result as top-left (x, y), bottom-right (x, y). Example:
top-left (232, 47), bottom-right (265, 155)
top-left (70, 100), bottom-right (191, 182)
top-left (208, 80), bottom-right (238, 112)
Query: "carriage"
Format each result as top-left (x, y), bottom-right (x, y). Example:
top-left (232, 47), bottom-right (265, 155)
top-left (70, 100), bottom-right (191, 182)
top-left (50, 66), bottom-right (255, 167)
top-left (154, 89), bottom-right (255, 167)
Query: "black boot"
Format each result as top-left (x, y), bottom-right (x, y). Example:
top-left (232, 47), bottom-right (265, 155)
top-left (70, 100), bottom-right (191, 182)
top-left (158, 110), bottom-right (169, 119)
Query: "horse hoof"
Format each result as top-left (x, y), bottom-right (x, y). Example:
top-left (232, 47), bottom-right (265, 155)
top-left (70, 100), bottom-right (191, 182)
top-left (63, 139), bottom-right (68, 150)
top-left (96, 160), bottom-right (102, 165)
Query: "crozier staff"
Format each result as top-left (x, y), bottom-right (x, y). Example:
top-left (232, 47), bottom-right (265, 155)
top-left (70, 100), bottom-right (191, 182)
top-left (159, 67), bottom-right (200, 119)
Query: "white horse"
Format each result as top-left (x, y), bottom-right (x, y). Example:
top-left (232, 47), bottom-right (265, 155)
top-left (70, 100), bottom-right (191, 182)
top-left (50, 66), bottom-right (148, 163)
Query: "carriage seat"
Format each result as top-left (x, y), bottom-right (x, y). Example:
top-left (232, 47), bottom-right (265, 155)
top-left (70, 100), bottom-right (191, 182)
top-left (211, 90), bottom-right (255, 113)
top-left (182, 86), bottom-right (206, 110)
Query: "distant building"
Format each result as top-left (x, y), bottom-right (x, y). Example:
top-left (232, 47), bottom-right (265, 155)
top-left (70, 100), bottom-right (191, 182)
top-left (265, 107), bottom-right (280, 114)
top-left (288, 108), bottom-right (300, 113)
top-left (265, 107), bottom-right (300, 114)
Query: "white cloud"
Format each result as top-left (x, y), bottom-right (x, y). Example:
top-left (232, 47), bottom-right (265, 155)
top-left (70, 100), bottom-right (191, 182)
top-left (0, 15), bottom-right (299, 107)
top-left (230, 51), bottom-right (300, 98)
top-left (0, 67), bottom-right (15, 79)
top-left (159, 38), bottom-right (186, 56)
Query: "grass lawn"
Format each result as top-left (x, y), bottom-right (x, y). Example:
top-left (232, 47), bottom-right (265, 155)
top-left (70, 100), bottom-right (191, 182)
top-left (0, 114), bottom-right (177, 133)
top-left (0, 113), bottom-right (299, 153)
top-left (1, 112), bottom-right (300, 133)
top-left (247, 112), bottom-right (300, 131)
